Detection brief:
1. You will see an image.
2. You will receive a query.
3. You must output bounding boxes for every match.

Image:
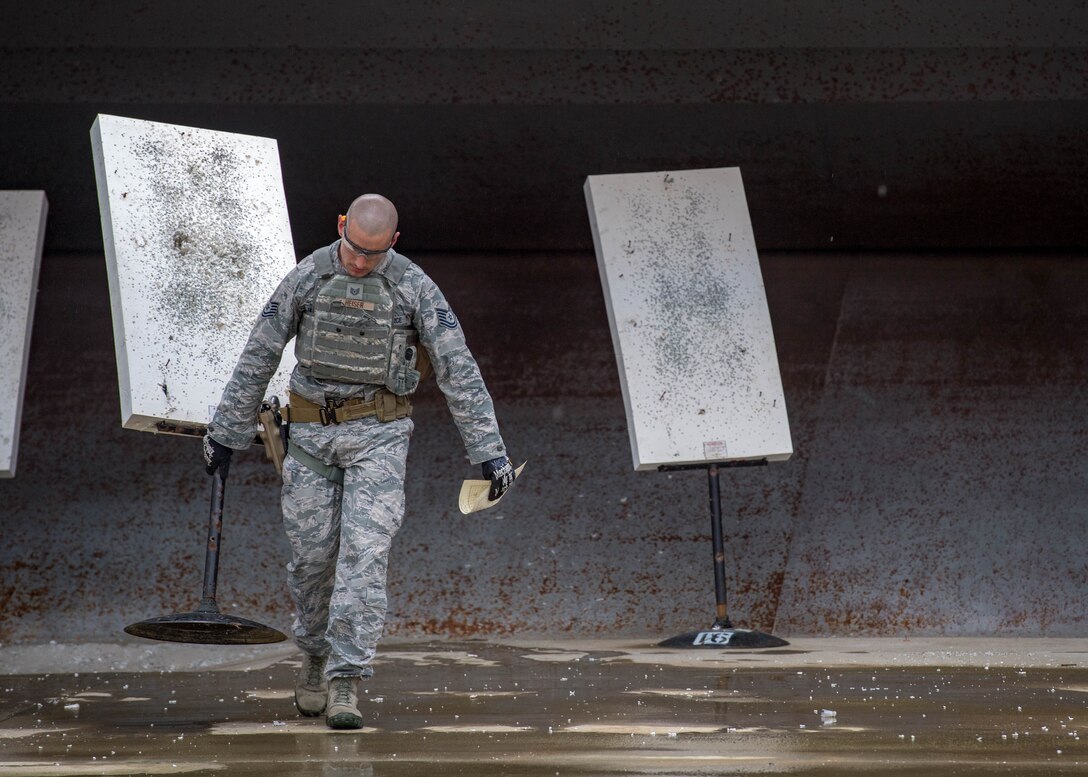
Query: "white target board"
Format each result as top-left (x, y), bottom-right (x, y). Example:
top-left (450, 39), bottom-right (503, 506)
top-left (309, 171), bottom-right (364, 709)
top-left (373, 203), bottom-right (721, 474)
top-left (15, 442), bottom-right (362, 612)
top-left (0, 191), bottom-right (48, 478)
top-left (584, 168), bottom-right (792, 471)
top-left (91, 115), bottom-right (296, 436)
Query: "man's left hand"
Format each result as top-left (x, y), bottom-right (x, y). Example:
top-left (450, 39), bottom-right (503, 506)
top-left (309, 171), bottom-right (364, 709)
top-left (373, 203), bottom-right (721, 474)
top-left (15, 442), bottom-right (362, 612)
top-left (481, 456), bottom-right (515, 501)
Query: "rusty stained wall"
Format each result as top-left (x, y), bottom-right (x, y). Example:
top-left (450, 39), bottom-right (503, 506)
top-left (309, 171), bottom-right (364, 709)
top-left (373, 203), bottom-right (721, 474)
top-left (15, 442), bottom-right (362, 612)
top-left (775, 257), bottom-right (1088, 635)
top-left (1, 249), bottom-right (1085, 643)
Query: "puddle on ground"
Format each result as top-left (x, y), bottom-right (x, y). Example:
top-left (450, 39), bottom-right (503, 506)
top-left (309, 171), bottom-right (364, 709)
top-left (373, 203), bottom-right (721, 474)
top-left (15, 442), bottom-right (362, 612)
top-left (0, 727), bottom-right (74, 740)
top-left (519, 651), bottom-right (589, 664)
top-left (245, 689), bottom-right (292, 700)
top-left (418, 724), bottom-right (532, 733)
top-left (372, 651), bottom-right (499, 668)
top-left (0, 761), bottom-right (224, 776)
top-left (560, 722), bottom-right (726, 734)
top-left (211, 720), bottom-right (379, 735)
top-left (0, 642), bottom-right (1085, 775)
top-left (410, 690), bottom-right (534, 699)
top-left (624, 687), bottom-right (765, 702)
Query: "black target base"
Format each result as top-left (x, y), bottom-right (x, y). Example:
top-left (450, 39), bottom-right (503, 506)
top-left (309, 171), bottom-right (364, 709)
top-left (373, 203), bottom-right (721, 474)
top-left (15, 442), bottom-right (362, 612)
top-left (125, 599), bottom-right (287, 645)
top-left (659, 624), bottom-right (789, 649)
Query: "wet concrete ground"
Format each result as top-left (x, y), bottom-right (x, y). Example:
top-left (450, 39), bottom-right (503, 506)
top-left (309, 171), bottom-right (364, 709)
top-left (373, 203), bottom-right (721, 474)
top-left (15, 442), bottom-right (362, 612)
top-left (1, 639), bottom-right (1086, 776)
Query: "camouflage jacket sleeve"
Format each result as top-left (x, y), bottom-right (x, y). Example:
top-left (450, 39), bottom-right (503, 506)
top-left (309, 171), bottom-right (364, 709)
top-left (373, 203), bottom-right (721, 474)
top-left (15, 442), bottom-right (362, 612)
top-left (207, 265), bottom-right (304, 449)
top-left (412, 269), bottom-right (506, 465)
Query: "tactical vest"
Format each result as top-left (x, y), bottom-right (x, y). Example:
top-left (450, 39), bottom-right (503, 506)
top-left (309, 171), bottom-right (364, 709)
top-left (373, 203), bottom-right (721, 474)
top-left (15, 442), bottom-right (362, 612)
top-left (295, 245), bottom-right (422, 395)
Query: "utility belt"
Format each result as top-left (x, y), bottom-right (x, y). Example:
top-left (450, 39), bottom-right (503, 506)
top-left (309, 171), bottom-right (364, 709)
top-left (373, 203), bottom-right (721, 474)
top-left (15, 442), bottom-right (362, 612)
top-left (258, 390), bottom-right (413, 486)
top-left (283, 390), bottom-right (412, 425)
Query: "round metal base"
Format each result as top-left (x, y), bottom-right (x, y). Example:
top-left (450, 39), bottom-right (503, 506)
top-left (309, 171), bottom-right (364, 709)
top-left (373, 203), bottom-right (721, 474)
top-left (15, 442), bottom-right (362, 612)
top-left (658, 627), bottom-right (789, 649)
top-left (124, 606), bottom-right (287, 645)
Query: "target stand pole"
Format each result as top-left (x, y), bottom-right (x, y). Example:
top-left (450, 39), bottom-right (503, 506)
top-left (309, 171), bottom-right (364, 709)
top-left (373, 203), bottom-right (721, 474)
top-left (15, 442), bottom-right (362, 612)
top-left (657, 460), bottom-right (788, 649)
top-left (197, 467), bottom-right (226, 611)
top-left (124, 464), bottom-right (287, 645)
top-left (707, 464), bottom-right (732, 629)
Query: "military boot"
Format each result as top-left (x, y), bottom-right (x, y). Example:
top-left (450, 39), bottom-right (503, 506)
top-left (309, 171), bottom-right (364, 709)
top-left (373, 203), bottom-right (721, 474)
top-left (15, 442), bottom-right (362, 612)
top-left (325, 676), bottom-right (363, 729)
top-left (294, 654), bottom-right (328, 717)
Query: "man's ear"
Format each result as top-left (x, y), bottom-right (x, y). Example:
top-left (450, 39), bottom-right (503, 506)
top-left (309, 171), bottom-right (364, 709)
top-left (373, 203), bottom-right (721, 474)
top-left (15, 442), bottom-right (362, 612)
top-left (390, 231), bottom-right (400, 247)
top-left (337, 214), bottom-right (346, 235)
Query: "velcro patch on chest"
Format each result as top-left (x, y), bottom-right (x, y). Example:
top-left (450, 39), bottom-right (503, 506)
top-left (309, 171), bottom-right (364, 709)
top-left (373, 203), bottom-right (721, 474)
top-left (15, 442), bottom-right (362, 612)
top-left (343, 299), bottom-right (376, 310)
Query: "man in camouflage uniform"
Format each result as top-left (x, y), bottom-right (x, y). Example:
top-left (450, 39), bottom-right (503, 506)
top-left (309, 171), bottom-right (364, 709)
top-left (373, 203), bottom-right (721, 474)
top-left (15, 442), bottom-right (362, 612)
top-left (202, 194), bottom-right (515, 729)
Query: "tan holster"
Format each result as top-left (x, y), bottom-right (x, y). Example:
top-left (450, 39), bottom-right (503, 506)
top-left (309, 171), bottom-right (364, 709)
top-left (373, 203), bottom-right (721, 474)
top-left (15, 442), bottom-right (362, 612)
top-left (257, 397), bottom-right (287, 477)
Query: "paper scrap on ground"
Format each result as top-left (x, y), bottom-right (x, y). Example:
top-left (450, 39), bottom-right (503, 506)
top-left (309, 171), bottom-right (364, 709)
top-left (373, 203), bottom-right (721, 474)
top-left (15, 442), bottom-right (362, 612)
top-left (459, 462), bottom-right (527, 514)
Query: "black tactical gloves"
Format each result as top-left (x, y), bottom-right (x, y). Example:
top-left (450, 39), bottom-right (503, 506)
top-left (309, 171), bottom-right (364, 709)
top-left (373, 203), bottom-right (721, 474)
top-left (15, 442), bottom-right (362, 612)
top-left (481, 456), bottom-right (515, 501)
top-left (203, 434), bottom-right (233, 477)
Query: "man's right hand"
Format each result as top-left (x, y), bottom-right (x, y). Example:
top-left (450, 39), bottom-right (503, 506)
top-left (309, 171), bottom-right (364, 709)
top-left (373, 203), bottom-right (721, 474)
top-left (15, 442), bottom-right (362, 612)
top-left (481, 456), bottom-right (515, 501)
top-left (203, 434), bottom-right (233, 476)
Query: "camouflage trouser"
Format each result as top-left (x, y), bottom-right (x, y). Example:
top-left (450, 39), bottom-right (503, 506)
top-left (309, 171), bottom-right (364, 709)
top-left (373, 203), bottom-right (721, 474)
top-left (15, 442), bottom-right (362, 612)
top-left (280, 415), bottom-right (413, 679)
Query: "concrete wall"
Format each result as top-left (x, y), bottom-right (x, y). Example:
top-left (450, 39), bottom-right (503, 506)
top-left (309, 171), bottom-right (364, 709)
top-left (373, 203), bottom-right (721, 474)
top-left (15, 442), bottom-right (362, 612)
top-left (1, 249), bottom-right (1085, 643)
top-left (1, 4), bottom-right (1086, 642)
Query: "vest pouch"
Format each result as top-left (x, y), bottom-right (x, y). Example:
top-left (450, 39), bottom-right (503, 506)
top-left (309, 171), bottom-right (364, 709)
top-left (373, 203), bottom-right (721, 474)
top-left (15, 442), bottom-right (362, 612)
top-left (385, 330), bottom-right (421, 395)
top-left (308, 313), bottom-right (391, 384)
top-left (374, 390), bottom-right (413, 422)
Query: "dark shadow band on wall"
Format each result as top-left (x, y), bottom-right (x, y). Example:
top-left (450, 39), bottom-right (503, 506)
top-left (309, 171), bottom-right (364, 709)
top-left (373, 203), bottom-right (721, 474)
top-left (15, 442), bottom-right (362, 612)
top-left (1, 101), bottom-right (1086, 254)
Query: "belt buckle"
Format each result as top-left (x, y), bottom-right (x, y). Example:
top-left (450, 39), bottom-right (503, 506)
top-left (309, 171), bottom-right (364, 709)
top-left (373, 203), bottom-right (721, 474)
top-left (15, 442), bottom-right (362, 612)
top-left (320, 398), bottom-right (345, 426)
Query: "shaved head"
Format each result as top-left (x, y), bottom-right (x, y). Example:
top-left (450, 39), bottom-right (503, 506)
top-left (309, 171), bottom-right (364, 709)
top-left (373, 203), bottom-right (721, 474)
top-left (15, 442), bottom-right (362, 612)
top-left (346, 194), bottom-right (398, 239)
top-left (337, 194), bottom-right (401, 276)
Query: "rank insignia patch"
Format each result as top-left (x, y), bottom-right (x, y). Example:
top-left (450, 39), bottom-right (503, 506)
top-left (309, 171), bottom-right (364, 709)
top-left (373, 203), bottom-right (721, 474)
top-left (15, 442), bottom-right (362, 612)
top-left (436, 308), bottom-right (459, 329)
top-left (261, 301), bottom-right (280, 318)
